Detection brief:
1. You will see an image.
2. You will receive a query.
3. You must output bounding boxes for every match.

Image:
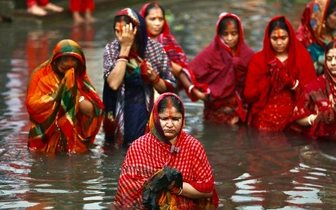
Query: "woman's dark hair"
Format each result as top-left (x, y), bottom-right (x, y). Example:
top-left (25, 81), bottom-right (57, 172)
top-left (158, 96), bottom-right (183, 114)
top-left (144, 3), bottom-right (165, 18)
top-left (325, 40), bottom-right (336, 54)
top-left (218, 17), bottom-right (239, 35)
top-left (268, 17), bottom-right (289, 36)
top-left (326, 1), bottom-right (336, 18)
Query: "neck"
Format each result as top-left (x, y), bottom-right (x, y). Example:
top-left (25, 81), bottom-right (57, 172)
top-left (321, 26), bottom-right (334, 42)
top-left (275, 52), bottom-right (288, 62)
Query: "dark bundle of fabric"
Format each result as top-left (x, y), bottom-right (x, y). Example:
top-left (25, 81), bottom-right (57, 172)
top-left (142, 167), bottom-right (183, 210)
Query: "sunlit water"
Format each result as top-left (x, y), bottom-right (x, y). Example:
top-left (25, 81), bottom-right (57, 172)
top-left (1, 0), bottom-right (336, 209)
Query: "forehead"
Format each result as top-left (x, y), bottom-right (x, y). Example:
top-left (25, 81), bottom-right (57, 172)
top-left (270, 28), bottom-right (288, 36)
top-left (147, 7), bottom-right (163, 17)
top-left (159, 106), bottom-right (181, 115)
top-left (327, 48), bottom-right (336, 56)
top-left (115, 21), bottom-right (126, 29)
top-left (223, 22), bottom-right (238, 31)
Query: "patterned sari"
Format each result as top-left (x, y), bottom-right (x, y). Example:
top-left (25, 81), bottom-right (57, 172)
top-left (26, 39), bottom-right (104, 153)
top-left (113, 93), bottom-right (219, 209)
top-left (296, 0), bottom-right (336, 75)
top-left (102, 8), bottom-right (176, 146)
top-left (244, 16), bottom-right (316, 131)
top-left (189, 12), bottom-right (254, 124)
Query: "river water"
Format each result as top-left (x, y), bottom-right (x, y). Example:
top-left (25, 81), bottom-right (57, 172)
top-left (1, 0), bottom-right (336, 209)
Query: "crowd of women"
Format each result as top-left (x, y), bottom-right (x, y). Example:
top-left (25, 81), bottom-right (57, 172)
top-left (24, 0), bottom-right (336, 209)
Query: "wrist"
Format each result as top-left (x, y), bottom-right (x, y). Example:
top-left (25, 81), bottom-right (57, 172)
top-left (291, 80), bottom-right (299, 90)
top-left (151, 74), bottom-right (160, 85)
top-left (307, 114), bottom-right (315, 125)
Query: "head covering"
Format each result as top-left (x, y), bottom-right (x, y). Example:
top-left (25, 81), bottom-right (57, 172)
top-left (297, 0), bottom-right (333, 47)
top-left (189, 12), bottom-right (254, 100)
top-left (139, 2), bottom-right (170, 37)
top-left (115, 8), bottom-right (148, 58)
top-left (244, 16), bottom-right (316, 121)
top-left (148, 92), bottom-right (185, 143)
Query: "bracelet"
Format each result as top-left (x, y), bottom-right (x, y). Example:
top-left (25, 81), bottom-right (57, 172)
top-left (151, 74), bottom-right (160, 85)
top-left (291, 80), bottom-right (299, 90)
top-left (118, 55), bottom-right (129, 60)
top-left (188, 85), bottom-right (195, 94)
top-left (177, 188), bottom-right (183, 195)
top-left (79, 96), bottom-right (85, 103)
top-left (307, 114), bottom-right (314, 125)
top-left (117, 58), bottom-right (128, 62)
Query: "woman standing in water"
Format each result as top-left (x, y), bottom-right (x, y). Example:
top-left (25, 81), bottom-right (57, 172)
top-left (296, 0), bottom-right (336, 75)
top-left (244, 16), bottom-right (316, 131)
top-left (140, 2), bottom-right (209, 102)
top-left (113, 93), bottom-right (219, 209)
top-left (26, 39), bottom-right (104, 153)
top-left (189, 12), bottom-right (254, 124)
top-left (102, 8), bottom-right (175, 148)
top-left (292, 40), bottom-right (336, 140)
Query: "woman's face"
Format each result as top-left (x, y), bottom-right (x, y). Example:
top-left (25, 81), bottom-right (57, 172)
top-left (270, 28), bottom-right (289, 54)
top-left (145, 7), bottom-right (164, 38)
top-left (220, 21), bottom-right (239, 49)
top-left (159, 106), bottom-right (183, 141)
top-left (326, 10), bottom-right (336, 30)
top-left (326, 48), bottom-right (336, 76)
top-left (56, 56), bottom-right (79, 74)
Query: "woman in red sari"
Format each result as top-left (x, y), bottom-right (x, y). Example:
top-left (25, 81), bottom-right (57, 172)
top-left (296, 0), bottom-right (336, 76)
top-left (244, 16), bottom-right (316, 131)
top-left (69, 0), bottom-right (96, 23)
top-left (113, 92), bottom-right (219, 209)
top-left (140, 2), bottom-right (209, 101)
top-left (291, 40), bottom-right (336, 139)
top-left (189, 12), bottom-right (254, 124)
top-left (26, 39), bottom-right (104, 153)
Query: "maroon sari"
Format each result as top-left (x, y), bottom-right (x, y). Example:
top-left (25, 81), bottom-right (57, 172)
top-left (189, 12), bottom-right (254, 124)
top-left (244, 16), bottom-right (316, 131)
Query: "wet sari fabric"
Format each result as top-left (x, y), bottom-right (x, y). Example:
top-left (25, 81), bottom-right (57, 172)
top-left (296, 0), bottom-right (336, 75)
top-left (102, 8), bottom-right (176, 146)
top-left (189, 13), bottom-right (254, 124)
top-left (113, 93), bottom-right (219, 209)
top-left (244, 16), bottom-right (316, 131)
top-left (292, 52), bottom-right (336, 139)
top-left (139, 2), bottom-right (209, 101)
top-left (26, 39), bottom-right (104, 153)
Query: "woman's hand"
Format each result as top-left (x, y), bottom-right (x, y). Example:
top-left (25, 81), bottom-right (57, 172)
top-left (116, 23), bottom-right (137, 50)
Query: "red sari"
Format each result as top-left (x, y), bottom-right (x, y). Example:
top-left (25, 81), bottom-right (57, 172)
top-left (189, 12), bottom-right (254, 124)
top-left (139, 2), bottom-right (209, 101)
top-left (244, 16), bottom-right (316, 131)
top-left (113, 93), bottom-right (219, 209)
top-left (291, 67), bottom-right (336, 139)
top-left (69, 0), bottom-right (94, 13)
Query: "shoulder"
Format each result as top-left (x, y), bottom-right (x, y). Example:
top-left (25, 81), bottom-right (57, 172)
top-left (179, 132), bottom-right (204, 150)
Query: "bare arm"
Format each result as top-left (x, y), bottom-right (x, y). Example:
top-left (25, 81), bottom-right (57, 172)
top-left (107, 23), bottom-right (137, 90)
top-left (296, 114), bottom-right (317, 126)
top-left (179, 182), bottom-right (212, 199)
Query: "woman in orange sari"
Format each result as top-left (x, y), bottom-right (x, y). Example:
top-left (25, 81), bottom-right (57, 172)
top-left (244, 16), bottom-right (316, 131)
top-left (26, 39), bottom-right (104, 153)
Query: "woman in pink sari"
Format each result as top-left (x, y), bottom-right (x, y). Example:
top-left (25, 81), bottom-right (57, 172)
top-left (292, 40), bottom-right (336, 139)
top-left (189, 12), bottom-right (254, 124)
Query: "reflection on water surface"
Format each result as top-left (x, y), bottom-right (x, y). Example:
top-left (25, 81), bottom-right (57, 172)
top-left (1, 0), bottom-right (336, 209)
